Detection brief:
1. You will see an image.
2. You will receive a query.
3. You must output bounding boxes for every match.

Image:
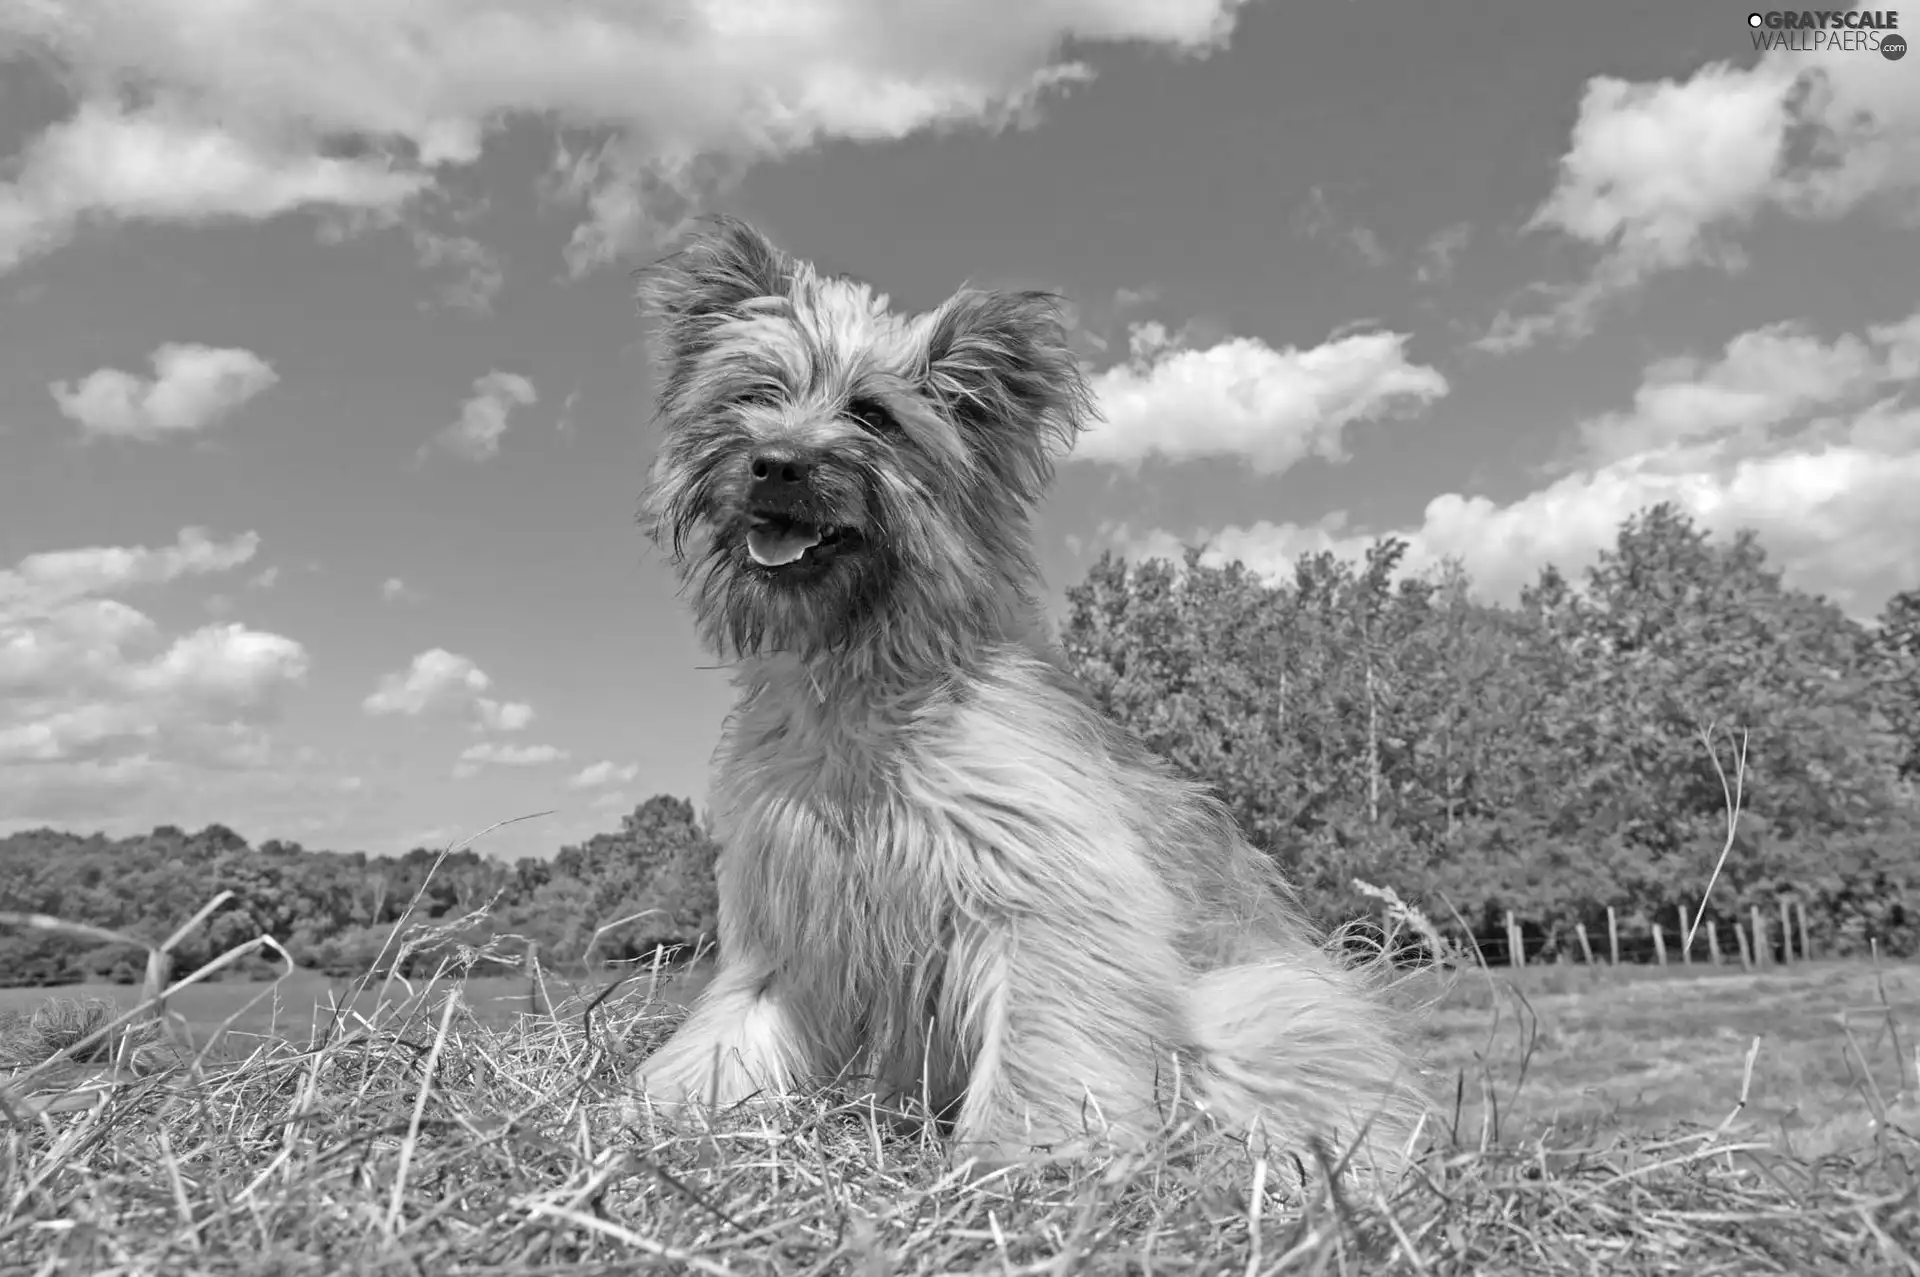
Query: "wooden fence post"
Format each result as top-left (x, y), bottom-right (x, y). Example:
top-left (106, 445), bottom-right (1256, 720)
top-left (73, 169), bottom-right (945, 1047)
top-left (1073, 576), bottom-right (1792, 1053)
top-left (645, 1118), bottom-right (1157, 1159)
top-left (1751, 905), bottom-right (1768, 967)
top-left (1797, 901), bottom-right (1814, 963)
top-left (1677, 904), bottom-right (1693, 965)
top-left (1464, 926), bottom-right (1490, 971)
top-left (1779, 898), bottom-right (1793, 965)
top-left (1707, 918), bottom-right (1723, 966)
top-left (1652, 922), bottom-right (1668, 967)
top-left (1608, 906), bottom-right (1620, 966)
top-left (1576, 922), bottom-right (1596, 966)
top-left (1507, 911), bottom-right (1525, 969)
top-left (1735, 923), bottom-right (1754, 971)
top-left (142, 949), bottom-right (172, 1022)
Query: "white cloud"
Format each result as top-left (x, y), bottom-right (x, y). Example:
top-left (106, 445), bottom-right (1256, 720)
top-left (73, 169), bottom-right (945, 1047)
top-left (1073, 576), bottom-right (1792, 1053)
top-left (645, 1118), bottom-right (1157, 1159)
top-left (0, 751), bottom-right (378, 842)
top-left (410, 227), bottom-right (505, 314)
top-left (459, 742), bottom-right (566, 766)
top-left (396, 824), bottom-right (462, 850)
top-left (1112, 513), bottom-right (1357, 582)
top-left (452, 740), bottom-right (568, 778)
top-left (246, 566), bottom-right (280, 590)
top-left (125, 624), bottom-right (308, 711)
top-left (0, 528), bottom-right (309, 812)
top-left (1125, 308), bottom-right (1920, 619)
top-left (1291, 185), bottom-right (1389, 268)
top-left (1076, 322), bottom-right (1449, 474)
top-left (0, 527), bottom-right (261, 614)
top-left (380, 577), bottom-right (419, 603)
top-left (565, 759), bottom-right (639, 790)
top-left (1414, 222), bottom-right (1473, 287)
top-left (432, 370), bottom-right (538, 462)
top-left (2, 0), bottom-right (1253, 278)
top-left (555, 387), bottom-right (583, 439)
top-left (0, 600), bottom-right (153, 703)
top-left (362, 647), bottom-right (534, 732)
top-left (1536, 62), bottom-right (1798, 271)
top-left (1576, 319), bottom-right (1894, 465)
top-left (49, 343), bottom-right (279, 441)
top-left (1486, 48), bottom-right (1920, 351)
top-left (0, 97), bottom-right (425, 274)
top-left (476, 698), bottom-right (535, 732)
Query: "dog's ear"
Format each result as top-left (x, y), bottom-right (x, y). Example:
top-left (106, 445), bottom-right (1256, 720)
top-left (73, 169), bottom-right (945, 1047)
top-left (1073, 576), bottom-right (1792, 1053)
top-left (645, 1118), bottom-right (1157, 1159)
top-left (924, 289), bottom-right (1095, 493)
top-left (637, 216), bottom-right (793, 365)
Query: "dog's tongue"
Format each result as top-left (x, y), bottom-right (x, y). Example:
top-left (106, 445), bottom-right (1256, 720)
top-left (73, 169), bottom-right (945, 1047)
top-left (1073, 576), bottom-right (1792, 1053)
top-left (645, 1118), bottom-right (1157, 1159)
top-left (748, 522), bottom-right (821, 567)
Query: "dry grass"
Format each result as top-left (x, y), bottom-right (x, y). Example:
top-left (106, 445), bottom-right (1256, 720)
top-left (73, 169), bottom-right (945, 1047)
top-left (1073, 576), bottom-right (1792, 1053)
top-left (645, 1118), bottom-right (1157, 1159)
top-left (6, 770), bottom-right (1920, 1274)
top-left (4, 936), bottom-right (1920, 1274)
top-left (0, 970), bottom-right (646, 1050)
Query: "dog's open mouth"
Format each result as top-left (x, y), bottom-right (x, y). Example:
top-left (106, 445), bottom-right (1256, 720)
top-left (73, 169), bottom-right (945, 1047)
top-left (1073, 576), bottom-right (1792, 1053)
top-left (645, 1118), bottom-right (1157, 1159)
top-left (745, 513), bottom-right (859, 570)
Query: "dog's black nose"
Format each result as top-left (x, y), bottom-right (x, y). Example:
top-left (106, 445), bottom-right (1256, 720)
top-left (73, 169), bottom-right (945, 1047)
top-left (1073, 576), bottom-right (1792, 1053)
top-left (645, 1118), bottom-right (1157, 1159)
top-left (748, 453), bottom-right (813, 512)
top-left (749, 454), bottom-right (811, 486)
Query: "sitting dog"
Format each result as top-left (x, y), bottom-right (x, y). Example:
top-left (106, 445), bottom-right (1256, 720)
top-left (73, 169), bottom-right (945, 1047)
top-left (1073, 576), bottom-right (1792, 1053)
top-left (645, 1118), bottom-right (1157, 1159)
top-left (630, 216), bottom-right (1425, 1179)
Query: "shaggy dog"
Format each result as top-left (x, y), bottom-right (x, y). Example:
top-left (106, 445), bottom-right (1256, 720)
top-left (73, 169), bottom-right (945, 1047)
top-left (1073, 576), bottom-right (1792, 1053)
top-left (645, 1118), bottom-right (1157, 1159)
top-left (630, 216), bottom-right (1425, 1178)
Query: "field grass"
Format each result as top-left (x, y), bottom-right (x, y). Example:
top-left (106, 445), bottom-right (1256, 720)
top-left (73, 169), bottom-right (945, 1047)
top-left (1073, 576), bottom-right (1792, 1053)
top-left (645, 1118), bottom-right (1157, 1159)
top-left (0, 966), bottom-right (702, 1052)
top-left (1422, 959), bottom-right (1920, 1148)
top-left (5, 956), bottom-right (1912, 1144)
top-left (4, 947), bottom-right (1919, 1274)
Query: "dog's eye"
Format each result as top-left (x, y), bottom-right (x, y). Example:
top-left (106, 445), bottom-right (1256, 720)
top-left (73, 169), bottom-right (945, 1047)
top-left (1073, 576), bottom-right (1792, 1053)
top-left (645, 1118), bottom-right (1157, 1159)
top-left (734, 384), bottom-right (784, 410)
top-left (846, 396), bottom-right (899, 437)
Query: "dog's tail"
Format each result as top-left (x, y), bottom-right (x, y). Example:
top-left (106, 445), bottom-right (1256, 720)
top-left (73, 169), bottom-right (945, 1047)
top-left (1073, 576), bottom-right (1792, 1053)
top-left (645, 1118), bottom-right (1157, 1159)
top-left (1187, 948), bottom-right (1429, 1187)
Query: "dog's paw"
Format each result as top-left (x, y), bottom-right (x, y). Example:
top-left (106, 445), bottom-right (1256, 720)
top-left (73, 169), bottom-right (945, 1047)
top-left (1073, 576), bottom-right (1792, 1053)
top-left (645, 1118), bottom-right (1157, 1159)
top-left (627, 1056), bottom-right (796, 1126)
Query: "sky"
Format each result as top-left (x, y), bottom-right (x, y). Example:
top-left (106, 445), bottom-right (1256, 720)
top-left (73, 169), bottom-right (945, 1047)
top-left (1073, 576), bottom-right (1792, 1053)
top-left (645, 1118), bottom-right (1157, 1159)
top-left (2, 1), bottom-right (1917, 863)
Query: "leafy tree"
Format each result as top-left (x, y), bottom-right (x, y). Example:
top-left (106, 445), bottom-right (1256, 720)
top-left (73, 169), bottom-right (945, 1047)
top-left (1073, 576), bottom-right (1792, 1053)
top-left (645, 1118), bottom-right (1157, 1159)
top-left (1058, 503), bottom-right (1920, 958)
top-left (529, 795), bottom-right (720, 962)
top-left (1873, 587), bottom-right (1920, 781)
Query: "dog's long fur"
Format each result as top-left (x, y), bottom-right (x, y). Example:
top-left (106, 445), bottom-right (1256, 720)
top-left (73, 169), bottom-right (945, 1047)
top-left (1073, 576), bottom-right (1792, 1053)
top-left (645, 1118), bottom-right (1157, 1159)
top-left (631, 217), bottom-right (1426, 1178)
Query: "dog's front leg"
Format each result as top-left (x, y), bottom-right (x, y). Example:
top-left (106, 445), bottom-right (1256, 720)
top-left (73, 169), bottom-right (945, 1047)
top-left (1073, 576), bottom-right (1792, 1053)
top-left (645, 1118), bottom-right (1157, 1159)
top-left (633, 960), bottom-right (811, 1114)
top-left (945, 919), bottom-right (1186, 1163)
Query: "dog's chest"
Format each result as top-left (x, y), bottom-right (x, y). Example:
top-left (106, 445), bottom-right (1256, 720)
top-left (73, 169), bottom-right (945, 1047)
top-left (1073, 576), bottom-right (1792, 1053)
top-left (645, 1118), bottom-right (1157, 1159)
top-left (713, 682), bottom-right (957, 969)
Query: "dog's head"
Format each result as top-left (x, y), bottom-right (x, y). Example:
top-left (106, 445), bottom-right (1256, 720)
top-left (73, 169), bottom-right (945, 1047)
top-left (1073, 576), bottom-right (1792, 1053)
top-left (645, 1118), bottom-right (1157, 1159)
top-left (638, 216), bottom-right (1093, 664)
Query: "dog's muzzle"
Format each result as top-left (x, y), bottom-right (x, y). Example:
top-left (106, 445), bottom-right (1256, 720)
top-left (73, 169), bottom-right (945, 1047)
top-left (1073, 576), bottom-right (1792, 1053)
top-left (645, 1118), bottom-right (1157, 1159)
top-left (743, 451), bottom-right (858, 571)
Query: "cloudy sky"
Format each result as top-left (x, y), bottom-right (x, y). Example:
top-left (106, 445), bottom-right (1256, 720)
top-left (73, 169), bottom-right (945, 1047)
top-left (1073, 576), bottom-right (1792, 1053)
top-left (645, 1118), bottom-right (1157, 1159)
top-left (2, 1), bottom-right (1916, 861)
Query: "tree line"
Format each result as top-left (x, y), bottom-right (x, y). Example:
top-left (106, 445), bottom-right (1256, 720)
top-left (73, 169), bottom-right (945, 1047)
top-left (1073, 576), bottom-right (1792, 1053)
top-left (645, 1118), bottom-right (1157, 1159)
top-left (3, 502), bottom-right (1917, 985)
top-left (1062, 503), bottom-right (1920, 959)
top-left (0, 796), bottom-right (719, 986)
